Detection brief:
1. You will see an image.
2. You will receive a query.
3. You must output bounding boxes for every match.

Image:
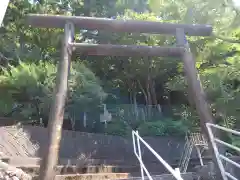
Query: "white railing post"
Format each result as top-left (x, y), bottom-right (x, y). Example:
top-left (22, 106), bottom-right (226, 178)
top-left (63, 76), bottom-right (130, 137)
top-left (175, 168), bottom-right (182, 179)
top-left (0, 0), bottom-right (10, 26)
top-left (206, 123), bottom-right (228, 180)
top-left (132, 131), bottom-right (137, 155)
top-left (132, 130), bottom-right (183, 180)
top-left (136, 130), bottom-right (145, 180)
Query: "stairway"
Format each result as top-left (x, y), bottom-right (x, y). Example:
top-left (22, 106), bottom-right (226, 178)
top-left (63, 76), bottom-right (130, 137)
top-left (179, 140), bottom-right (193, 173)
top-left (121, 173), bottom-right (197, 180)
top-left (1, 157), bottom-right (132, 179)
top-left (1, 156), bottom-right (199, 180)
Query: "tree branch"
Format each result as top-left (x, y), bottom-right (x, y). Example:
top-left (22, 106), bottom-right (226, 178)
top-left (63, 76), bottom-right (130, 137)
top-left (213, 34), bottom-right (240, 44)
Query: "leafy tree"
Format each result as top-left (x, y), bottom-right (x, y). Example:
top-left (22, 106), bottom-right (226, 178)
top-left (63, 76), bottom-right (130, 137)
top-left (0, 61), bottom-right (106, 128)
top-left (1, 0), bottom-right (240, 137)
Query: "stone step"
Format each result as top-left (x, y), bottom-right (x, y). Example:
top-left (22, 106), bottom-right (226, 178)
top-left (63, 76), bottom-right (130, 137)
top-left (1, 157), bottom-right (135, 166)
top-left (121, 172), bottom-right (198, 180)
top-left (32, 173), bottom-right (130, 180)
top-left (16, 165), bottom-right (138, 175)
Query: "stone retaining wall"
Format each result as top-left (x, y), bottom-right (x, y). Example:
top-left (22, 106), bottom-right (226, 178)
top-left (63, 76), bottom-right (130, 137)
top-left (0, 125), bottom-right (200, 165)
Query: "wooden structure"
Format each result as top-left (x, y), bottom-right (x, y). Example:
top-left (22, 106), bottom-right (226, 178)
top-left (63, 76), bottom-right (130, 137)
top-left (26, 14), bottom-right (215, 180)
top-left (189, 132), bottom-right (208, 164)
top-left (179, 132), bottom-right (208, 173)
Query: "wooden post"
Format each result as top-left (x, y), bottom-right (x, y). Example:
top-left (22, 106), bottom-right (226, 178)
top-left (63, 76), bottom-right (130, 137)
top-left (38, 22), bottom-right (74, 180)
top-left (176, 28), bottom-right (214, 135)
top-left (26, 14), bottom-right (212, 36)
top-left (196, 146), bottom-right (204, 166)
top-left (176, 28), bottom-right (222, 179)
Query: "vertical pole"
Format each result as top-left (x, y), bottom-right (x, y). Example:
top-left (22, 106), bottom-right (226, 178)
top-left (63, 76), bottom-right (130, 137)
top-left (196, 146), bottom-right (204, 166)
top-left (39, 22), bottom-right (74, 180)
top-left (132, 131), bottom-right (136, 154)
top-left (175, 28), bottom-right (214, 135)
top-left (175, 168), bottom-right (182, 179)
top-left (136, 131), bottom-right (144, 180)
top-left (206, 124), bottom-right (227, 180)
top-left (175, 28), bottom-right (223, 180)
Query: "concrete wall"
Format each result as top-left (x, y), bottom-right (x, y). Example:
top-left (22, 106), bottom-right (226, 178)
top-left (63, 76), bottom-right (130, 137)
top-left (0, 125), bottom-right (200, 166)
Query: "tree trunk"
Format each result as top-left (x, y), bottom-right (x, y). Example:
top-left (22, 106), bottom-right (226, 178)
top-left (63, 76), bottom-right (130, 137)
top-left (133, 91), bottom-right (138, 120)
top-left (137, 80), bottom-right (148, 121)
top-left (146, 75), bottom-right (152, 119)
top-left (70, 115), bottom-right (75, 130)
top-left (83, 112), bottom-right (87, 128)
top-left (150, 79), bottom-right (157, 105)
top-left (138, 79), bottom-right (148, 105)
top-left (129, 90), bottom-right (133, 105)
top-left (149, 79), bottom-right (162, 113)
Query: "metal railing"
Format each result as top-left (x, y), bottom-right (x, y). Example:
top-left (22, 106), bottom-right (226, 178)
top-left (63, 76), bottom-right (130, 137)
top-left (179, 132), bottom-right (208, 172)
top-left (206, 123), bottom-right (240, 180)
top-left (132, 130), bottom-right (183, 180)
top-left (179, 139), bottom-right (193, 173)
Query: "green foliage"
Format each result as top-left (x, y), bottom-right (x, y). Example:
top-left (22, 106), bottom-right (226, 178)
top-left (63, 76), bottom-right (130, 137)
top-left (103, 119), bottom-right (131, 136)
top-left (137, 119), bottom-right (189, 136)
top-left (101, 117), bottom-right (190, 137)
top-left (1, 0), bottom-right (240, 138)
top-left (0, 61), bottom-right (106, 123)
top-left (0, 62), bottom-right (56, 117)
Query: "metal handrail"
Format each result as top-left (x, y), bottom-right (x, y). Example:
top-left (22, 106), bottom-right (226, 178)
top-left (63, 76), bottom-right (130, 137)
top-left (206, 123), bottom-right (240, 180)
top-left (132, 130), bottom-right (183, 180)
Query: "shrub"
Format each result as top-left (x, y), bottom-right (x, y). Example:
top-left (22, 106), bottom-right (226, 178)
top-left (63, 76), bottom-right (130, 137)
top-left (137, 118), bottom-right (189, 136)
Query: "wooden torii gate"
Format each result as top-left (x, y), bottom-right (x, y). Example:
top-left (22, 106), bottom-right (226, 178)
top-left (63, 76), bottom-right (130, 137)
top-left (26, 14), bottom-right (216, 180)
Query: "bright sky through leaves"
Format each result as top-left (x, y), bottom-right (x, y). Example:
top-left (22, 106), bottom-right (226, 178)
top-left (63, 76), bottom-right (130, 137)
top-left (0, 0), bottom-right (9, 25)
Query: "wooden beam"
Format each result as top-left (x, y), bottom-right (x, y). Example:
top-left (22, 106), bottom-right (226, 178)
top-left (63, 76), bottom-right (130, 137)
top-left (176, 28), bottom-right (223, 180)
top-left (176, 28), bottom-right (214, 137)
top-left (38, 22), bottom-right (74, 180)
top-left (26, 14), bottom-right (212, 36)
top-left (70, 43), bottom-right (184, 57)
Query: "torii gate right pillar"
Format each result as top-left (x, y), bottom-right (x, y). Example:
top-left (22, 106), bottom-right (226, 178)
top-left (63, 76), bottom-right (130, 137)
top-left (176, 28), bottom-right (214, 135)
top-left (176, 28), bottom-right (222, 179)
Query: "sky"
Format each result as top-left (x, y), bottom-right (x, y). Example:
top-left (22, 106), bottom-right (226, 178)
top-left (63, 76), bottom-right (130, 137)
top-left (234, 0), bottom-right (240, 6)
top-left (0, 0), bottom-right (10, 26)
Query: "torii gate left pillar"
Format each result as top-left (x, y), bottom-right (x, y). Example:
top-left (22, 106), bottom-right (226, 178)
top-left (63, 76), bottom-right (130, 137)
top-left (38, 22), bottom-right (74, 180)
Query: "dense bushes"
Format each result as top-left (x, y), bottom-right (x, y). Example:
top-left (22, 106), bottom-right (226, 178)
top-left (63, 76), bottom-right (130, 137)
top-left (102, 117), bottom-right (190, 137)
top-left (0, 61), bottom-right (106, 125)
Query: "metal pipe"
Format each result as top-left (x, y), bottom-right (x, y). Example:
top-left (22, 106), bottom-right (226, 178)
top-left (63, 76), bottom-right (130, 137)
top-left (207, 123), bottom-right (240, 136)
top-left (219, 155), bottom-right (240, 169)
top-left (215, 138), bottom-right (240, 153)
top-left (206, 124), bottom-right (228, 180)
top-left (136, 131), bottom-right (145, 180)
top-left (225, 172), bottom-right (238, 180)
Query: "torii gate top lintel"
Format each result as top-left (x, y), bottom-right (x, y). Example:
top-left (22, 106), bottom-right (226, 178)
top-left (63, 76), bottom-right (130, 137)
top-left (26, 14), bottom-right (212, 37)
